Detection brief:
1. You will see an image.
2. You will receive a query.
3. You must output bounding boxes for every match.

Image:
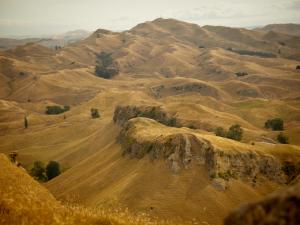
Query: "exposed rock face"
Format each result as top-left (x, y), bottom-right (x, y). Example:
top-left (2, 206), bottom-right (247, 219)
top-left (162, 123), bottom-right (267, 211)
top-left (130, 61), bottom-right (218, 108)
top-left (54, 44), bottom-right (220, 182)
top-left (118, 118), bottom-right (299, 184)
top-left (113, 105), bottom-right (178, 127)
top-left (224, 182), bottom-right (300, 225)
top-left (118, 119), bottom-right (211, 173)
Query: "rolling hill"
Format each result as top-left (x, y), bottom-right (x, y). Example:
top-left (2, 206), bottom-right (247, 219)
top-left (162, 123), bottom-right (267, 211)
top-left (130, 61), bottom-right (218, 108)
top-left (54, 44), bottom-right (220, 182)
top-left (0, 18), bottom-right (300, 225)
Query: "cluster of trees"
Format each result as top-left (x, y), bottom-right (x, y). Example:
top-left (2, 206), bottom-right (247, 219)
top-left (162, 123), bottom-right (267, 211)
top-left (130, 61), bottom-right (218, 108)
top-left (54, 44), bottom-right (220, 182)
top-left (45, 105), bottom-right (70, 115)
top-left (30, 161), bottom-right (61, 182)
top-left (264, 118), bottom-right (288, 144)
top-left (227, 48), bottom-right (276, 58)
top-left (95, 52), bottom-right (119, 79)
top-left (215, 124), bottom-right (243, 141)
top-left (265, 118), bottom-right (284, 131)
top-left (91, 108), bottom-right (100, 119)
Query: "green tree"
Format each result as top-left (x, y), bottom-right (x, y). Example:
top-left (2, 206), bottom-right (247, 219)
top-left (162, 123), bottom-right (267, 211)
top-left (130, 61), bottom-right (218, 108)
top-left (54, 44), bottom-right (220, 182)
top-left (45, 105), bottom-right (70, 115)
top-left (95, 52), bottom-right (119, 79)
top-left (46, 161), bottom-right (61, 180)
top-left (265, 118), bottom-right (284, 131)
top-left (277, 132), bottom-right (289, 144)
top-left (215, 127), bottom-right (227, 137)
top-left (227, 124), bottom-right (243, 141)
top-left (24, 116), bottom-right (28, 129)
top-left (31, 161), bottom-right (47, 181)
top-left (91, 108), bottom-right (100, 119)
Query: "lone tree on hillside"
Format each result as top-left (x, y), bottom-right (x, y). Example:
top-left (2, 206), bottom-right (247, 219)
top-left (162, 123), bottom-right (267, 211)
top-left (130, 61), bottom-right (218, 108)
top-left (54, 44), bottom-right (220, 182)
top-left (46, 161), bottom-right (61, 180)
top-left (227, 124), bottom-right (243, 141)
top-left (265, 118), bottom-right (284, 131)
top-left (277, 132), bottom-right (289, 144)
top-left (9, 151), bottom-right (18, 163)
top-left (91, 108), bottom-right (100, 119)
top-left (31, 161), bottom-right (47, 181)
top-left (24, 116), bottom-right (28, 129)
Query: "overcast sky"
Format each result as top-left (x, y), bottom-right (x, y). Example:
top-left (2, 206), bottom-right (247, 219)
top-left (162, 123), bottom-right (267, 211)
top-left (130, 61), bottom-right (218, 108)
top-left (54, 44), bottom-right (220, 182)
top-left (1, 0), bottom-right (300, 37)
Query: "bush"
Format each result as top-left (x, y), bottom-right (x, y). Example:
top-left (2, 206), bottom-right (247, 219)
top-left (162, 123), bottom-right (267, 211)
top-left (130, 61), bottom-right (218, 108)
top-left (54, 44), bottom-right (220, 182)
top-left (235, 72), bottom-right (248, 77)
top-left (188, 124), bottom-right (197, 129)
top-left (265, 118), bottom-right (284, 131)
top-left (228, 48), bottom-right (276, 58)
top-left (31, 161), bottom-right (47, 181)
top-left (227, 124), bottom-right (243, 141)
top-left (45, 105), bottom-right (70, 115)
top-left (95, 52), bottom-right (119, 79)
top-left (24, 116), bottom-right (28, 129)
top-left (215, 127), bottom-right (227, 137)
top-left (9, 152), bottom-right (18, 163)
top-left (296, 65), bottom-right (300, 70)
top-left (46, 161), bottom-right (61, 180)
top-left (91, 108), bottom-right (100, 119)
top-left (277, 132), bottom-right (289, 144)
top-left (95, 65), bottom-right (118, 79)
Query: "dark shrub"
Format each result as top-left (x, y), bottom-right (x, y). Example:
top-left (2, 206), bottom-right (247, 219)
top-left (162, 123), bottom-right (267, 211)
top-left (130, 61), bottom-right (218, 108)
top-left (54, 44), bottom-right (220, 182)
top-left (31, 161), bottom-right (47, 181)
top-left (91, 108), bottom-right (100, 119)
top-left (45, 105), bottom-right (70, 115)
top-left (296, 65), bottom-right (300, 70)
top-left (277, 132), bottom-right (289, 144)
top-left (24, 116), bottom-right (28, 129)
top-left (265, 118), bottom-right (284, 131)
top-left (188, 124), bottom-right (197, 129)
top-left (46, 161), bottom-right (61, 180)
top-left (235, 72), bottom-right (248, 77)
top-left (215, 127), bottom-right (227, 137)
top-left (228, 48), bottom-right (276, 58)
top-left (95, 65), bottom-right (118, 79)
top-left (227, 124), bottom-right (243, 141)
top-left (9, 152), bottom-right (18, 163)
top-left (167, 117), bottom-right (177, 127)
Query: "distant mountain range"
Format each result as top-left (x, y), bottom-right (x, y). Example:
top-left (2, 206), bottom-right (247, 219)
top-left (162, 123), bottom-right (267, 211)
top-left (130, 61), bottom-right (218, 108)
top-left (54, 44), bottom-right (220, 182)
top-left (0, 29), bottom-right (91, 51)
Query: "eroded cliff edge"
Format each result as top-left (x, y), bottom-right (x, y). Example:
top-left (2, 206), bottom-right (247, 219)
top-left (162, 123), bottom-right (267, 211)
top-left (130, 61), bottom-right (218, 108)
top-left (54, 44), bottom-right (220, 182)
top-left (113, 105), bottom-right (300, 186)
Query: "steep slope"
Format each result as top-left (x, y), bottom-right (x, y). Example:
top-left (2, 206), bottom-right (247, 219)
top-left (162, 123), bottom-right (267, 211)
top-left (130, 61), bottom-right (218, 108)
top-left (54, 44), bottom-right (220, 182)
top-left (0, 153), bottom-right (178, 225)
top-left (47, 117), bottom-right (300, 225)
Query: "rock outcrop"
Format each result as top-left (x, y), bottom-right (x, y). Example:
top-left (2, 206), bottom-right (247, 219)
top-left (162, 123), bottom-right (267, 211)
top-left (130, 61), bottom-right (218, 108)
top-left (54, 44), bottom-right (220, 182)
top-left (113, 105), bottom-right (178, 127)
top-left (224, 181), bottom-right (300, 225)
top-left (150, 81), bottom-right (222, 99)
top-left (118, 118), bottom-right (300, 184)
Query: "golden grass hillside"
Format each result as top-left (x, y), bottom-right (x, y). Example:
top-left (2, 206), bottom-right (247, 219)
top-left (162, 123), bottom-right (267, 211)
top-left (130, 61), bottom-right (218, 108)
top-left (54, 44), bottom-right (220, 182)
top-left (0, 18), bottom-right (299, 225)
top-left (0, 153), bottom-right (182, 225)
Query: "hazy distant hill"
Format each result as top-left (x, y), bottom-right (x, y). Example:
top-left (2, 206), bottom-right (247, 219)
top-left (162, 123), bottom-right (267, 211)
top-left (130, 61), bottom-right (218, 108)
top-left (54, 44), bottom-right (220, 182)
top-left (0, 29), bottom-right (90, 51)
top-left (256, 23), bottom-right (300, 36)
